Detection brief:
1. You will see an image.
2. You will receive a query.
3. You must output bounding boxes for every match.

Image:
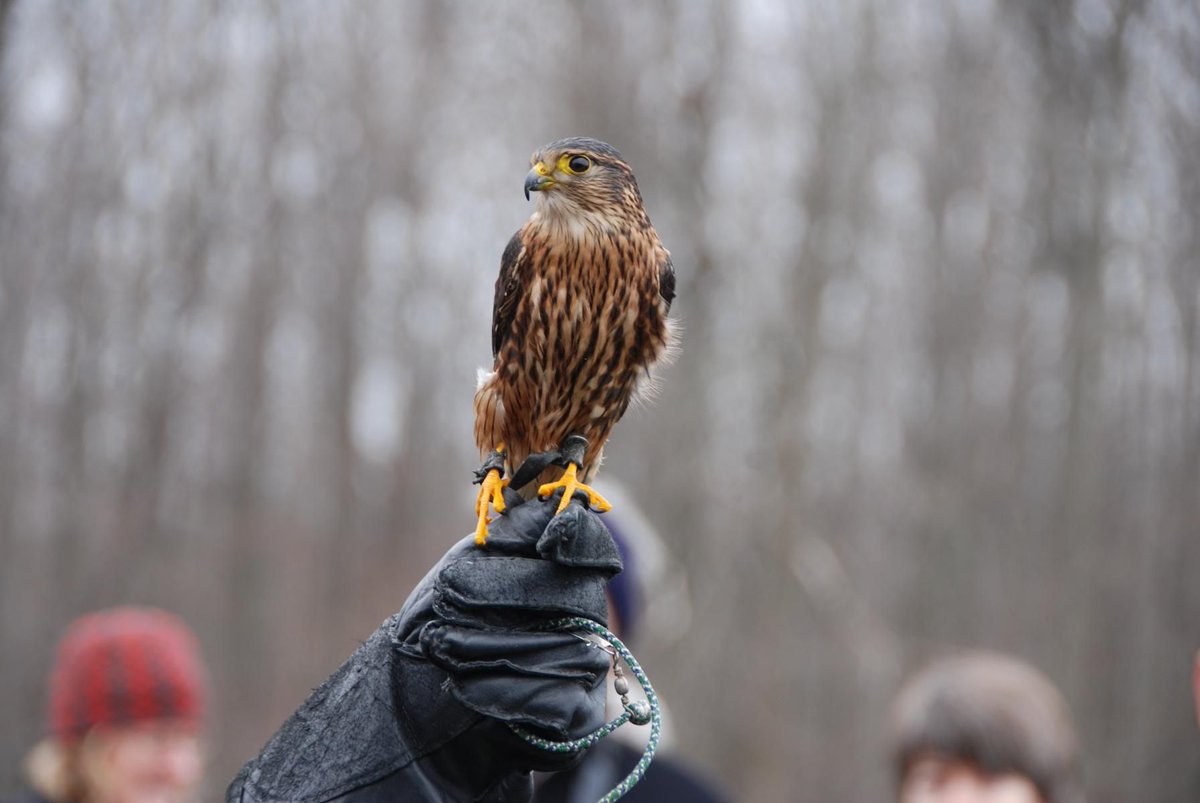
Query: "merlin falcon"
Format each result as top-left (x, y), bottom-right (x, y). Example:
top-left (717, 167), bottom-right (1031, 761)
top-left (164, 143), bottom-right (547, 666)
top-left (473, 137), bottom-right (676, 544)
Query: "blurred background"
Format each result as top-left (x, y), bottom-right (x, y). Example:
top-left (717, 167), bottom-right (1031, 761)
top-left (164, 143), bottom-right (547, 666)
top-left (1, 1), bottom-right (1197, 800)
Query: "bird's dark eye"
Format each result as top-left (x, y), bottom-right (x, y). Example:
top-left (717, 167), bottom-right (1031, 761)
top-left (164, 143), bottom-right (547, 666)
top-left (567, 155), bottom-right (591, 174)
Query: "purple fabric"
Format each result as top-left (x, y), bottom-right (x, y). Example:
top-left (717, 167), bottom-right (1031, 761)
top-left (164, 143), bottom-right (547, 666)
top-left (601, 517), bottom-right (641, 643)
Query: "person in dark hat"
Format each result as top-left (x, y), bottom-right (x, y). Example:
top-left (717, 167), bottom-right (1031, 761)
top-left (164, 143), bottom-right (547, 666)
top-left (891, 651), bottom-right (1084, 803)
top-left (8, 607), bottom-right (209, 803)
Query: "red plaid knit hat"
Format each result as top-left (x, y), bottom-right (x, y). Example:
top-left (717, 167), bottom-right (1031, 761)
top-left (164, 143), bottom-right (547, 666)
top-left (47, 607), bottom-right (207, 741)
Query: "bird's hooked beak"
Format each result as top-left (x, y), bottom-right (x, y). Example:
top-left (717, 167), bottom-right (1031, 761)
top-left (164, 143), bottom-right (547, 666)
top-left (524, 162), bottom-right (555, 201)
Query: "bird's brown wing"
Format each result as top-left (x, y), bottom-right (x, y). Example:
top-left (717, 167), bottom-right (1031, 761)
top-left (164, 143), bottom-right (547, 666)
top-left (659, 253), bottom-right (676, 313)
top-left (492, 233), bottom-right (527, 361)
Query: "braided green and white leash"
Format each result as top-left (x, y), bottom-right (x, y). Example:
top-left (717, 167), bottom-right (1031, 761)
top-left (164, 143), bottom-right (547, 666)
top-left (508, 617), bottom-right (662, 803)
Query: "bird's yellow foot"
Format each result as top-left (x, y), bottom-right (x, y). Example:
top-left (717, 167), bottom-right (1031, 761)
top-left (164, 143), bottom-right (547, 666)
top-left (538, 462), bottom-right (612, 515)
top-left (474, 469), bottom-right (508, 545)
top-left (473, 444), bottom-right (509, 545)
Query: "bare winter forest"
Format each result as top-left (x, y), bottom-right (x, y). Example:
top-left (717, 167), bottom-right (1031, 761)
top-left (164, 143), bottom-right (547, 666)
top-left (1, 1), bottom-right (1198, 800)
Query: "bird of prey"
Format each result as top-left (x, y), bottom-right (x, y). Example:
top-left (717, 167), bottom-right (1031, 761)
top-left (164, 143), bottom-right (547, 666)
top-left (473, 137), bottom-right (676, 544)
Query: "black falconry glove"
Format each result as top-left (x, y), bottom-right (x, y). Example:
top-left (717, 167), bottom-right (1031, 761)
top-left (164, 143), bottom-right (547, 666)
top-left (226, 488), bottom-right (622, 803)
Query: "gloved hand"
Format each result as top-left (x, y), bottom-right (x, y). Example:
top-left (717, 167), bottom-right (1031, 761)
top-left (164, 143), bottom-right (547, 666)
top-left (227, 488), bottom-right (623, 803)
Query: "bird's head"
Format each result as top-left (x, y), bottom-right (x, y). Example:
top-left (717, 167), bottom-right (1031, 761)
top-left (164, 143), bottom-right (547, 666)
top-left (524, 137), bottom-right (643, 222)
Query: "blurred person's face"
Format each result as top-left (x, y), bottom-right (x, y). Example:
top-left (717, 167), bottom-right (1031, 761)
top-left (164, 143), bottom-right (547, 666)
top-left (79, 720), bottom-right (204, 803)
top-left (900, 754), bottom-right (1043, 803)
